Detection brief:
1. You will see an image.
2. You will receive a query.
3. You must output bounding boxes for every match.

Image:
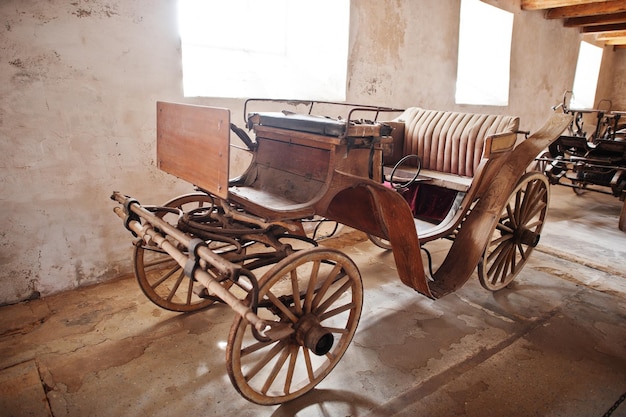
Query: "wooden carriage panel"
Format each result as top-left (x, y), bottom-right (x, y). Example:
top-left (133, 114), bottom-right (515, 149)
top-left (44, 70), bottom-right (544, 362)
top-left (254, 138), bottom-right (331, 183)
top-left (156, 102), bottom-right (230, 200)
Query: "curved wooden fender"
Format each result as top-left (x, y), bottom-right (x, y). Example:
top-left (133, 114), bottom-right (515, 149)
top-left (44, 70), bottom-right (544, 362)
top-left (429, 112), bottom-right (573, 298)
top-left (322, 176), bottom-right (434, 298)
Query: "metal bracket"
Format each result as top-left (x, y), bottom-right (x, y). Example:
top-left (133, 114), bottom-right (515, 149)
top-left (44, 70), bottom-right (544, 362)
top-left (183, 238), bottom-right (207, 280)
top-left (123, 197), bottom-right (141, 237)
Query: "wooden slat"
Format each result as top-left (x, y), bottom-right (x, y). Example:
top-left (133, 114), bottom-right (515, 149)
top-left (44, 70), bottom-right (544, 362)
top-left (545, 0), bottom-right (626, 19)
top-left (581, 22), bottom-right (626, 32)
top-left (595, 29), bottom-right (626, 38)
top-left (564, 11), bottom-right (626, 26)
top-left (156, 102), bottom-right (230, 199)
top-left (252, 125), bottom-right (340, 150)
top-left (255, 138), bottom-right (330, 183)
top-left (522, 0), bottom-right (608, 11)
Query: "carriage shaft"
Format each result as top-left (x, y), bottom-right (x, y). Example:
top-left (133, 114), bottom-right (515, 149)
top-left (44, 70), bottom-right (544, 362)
top-left (111, 198), bottom-right (273, 337)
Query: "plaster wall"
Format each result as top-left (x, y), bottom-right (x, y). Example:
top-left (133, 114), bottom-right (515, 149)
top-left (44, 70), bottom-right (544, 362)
top-left (0, 0), bottom-right (622, 305)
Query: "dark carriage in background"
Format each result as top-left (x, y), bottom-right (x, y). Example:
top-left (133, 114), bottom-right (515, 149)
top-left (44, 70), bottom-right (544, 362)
top-left (536, 91), bottom-right (626, 230)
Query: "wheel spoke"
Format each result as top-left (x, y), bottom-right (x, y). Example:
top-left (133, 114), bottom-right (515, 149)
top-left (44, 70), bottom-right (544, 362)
top-left (520, 183), bottom-right (538, 220)
top-left (323, 326), bottom-right (349, 334)
top-left (502, 243), bottom-right (516, 281)
top-left (290, 269), bottom-right (302, 315)
top-left (304, 260), bottom-right (321, 314)
top-left (520, 183), bottom-right (541, 222)
top-left (261, 345), bottom-right (291, 395)
top-left (319, 302), bottom-right (356, 322)
top-left (496, 221), bottom-right (515, 235)
top-left (490, 243), bottom-right (511, 285)
top-left (516, 241), bottom-right (528, 261)
top-left (517, 188), bottom-right (531, 223)
top-left (523, 199), bottom-right (547, 224)
top-left (523, 218), bottom-right (543, 230)
top-left (241, 339), bottom-right (278, 357)
top-left (505, 202), bottom-right (517, 229)
top-left (165, 270), bottom-right (185, 302)
top-left (489, 241), bottom-right (513, 280)
top-left (265, 291), bottom-right (299, 323)
top-left (150, 264), bottom-right (181, 289)
top-left (244, 341), bottom-right (286, 382)
top-left (486, 235), bottom-right (513, 264)
top-left (283, 346), bottom-right (298, 394)
top-left (303, 347), bottom-right (314, 382)
top-left (311, 263), bottom-right (343, 310)
top-left (315, 278), bottom-right (352, 316)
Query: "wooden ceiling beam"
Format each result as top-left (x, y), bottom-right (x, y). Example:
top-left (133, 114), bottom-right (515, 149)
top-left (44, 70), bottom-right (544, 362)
top-left (564, 11), bottom-right (626, 27)
top-left (581, 22), bottom-right (626, 33)
top-left (521, 1), bottom-right (626, 47)
top-left (521, 0), bottom-right (607, 11)
top-left (595, 30), bottom-right (626, 40)
top-left (605, 37), bottom-right (626, 45)
top-left (545, 1), bottom-right (626, 19)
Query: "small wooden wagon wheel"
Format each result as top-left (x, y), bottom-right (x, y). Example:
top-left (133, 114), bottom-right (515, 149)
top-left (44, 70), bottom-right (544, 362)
top-left (478, 172), bottom-right (549, 291)
top-left (226, 247), bottom-right (363, 405)
top-left (134, 193), bottom-right (231, 312)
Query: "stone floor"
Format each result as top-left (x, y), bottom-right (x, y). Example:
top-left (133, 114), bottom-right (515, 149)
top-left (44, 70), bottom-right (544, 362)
top-left (1, 185), bottom-right (625, 417)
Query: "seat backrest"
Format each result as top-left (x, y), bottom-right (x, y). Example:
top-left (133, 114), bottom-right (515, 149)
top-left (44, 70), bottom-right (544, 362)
top-left (396, 108), bottom-right (520, 177)
top-left (156, 102), bottom-right (230, 199)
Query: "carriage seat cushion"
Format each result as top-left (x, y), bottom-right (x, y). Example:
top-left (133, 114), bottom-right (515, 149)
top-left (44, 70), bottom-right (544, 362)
top-left (389, 107), bottom-right (520, 178)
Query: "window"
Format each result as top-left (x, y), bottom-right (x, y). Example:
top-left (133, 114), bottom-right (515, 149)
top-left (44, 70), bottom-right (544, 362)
top-left (455, 0), bottom-right (514, 106)
top-left (177, 0), bottom-right (350, 100)
top-left (570, 41), bottom-right (603, 109)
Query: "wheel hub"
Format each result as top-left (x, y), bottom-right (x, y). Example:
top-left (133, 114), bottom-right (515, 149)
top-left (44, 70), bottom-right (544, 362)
top-left (294, 314), bottom-right (334, 356)
top-left (505, 221), bottom-right (540, 247)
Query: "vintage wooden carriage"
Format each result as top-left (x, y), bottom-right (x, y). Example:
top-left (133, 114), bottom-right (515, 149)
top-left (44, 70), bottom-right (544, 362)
top-left (111, 100), bottom-right (571, 404)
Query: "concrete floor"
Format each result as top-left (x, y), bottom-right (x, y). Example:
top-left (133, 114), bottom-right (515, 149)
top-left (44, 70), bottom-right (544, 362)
top-left (1, 185), bottom-right (625, 417)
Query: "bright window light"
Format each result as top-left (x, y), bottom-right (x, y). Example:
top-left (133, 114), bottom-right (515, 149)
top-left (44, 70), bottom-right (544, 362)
top-left (455, 0), bottom-right (514, 106)
top-left (570, 41), bottom-right (603, 110)
top-left (177, 0), bottom-right (350, 100)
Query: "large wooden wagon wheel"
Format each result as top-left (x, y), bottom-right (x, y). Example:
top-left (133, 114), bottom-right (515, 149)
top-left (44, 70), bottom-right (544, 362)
top-left (226, 247), bottom-right (363, 405)
top-left (134, 193), bottom-right (232, 312)
top-left (478, 172), bottom-right (549, 291)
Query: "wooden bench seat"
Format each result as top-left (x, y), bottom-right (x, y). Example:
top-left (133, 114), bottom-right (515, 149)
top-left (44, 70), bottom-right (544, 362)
top-left (383, 166), bottom-right (472, 192)
top-left (382, 107), bottom-right (520, 240)
top-left (228, 186), bottom-right (316, 220)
